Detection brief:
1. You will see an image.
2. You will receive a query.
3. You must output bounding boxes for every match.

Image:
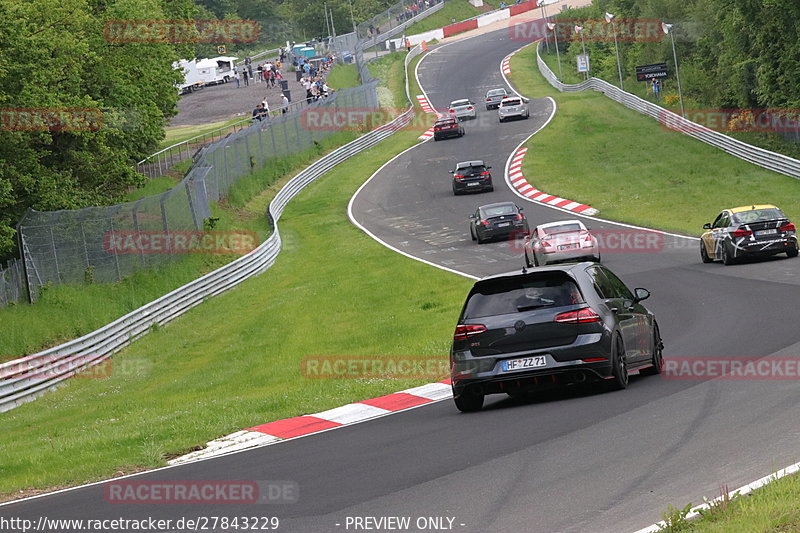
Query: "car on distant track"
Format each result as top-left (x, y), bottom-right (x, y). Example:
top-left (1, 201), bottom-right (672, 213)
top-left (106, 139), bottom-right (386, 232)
top-left (523, 220), bottom-right (600, 267)
top-left (485, 88), bottom-right (508, 110)
top-left (433, 117), bottom-right (465, 141)
top-left (700, 204), bottom-right (798, 265)
top-left (448, 99), bottom-right (477, 120)
top-left (451, 160), bottom-right (493, 195)
top-left (450, 263), bottom-right (663, 412)
top-left (469, 202), bottom-right (528, 244)
top-left (498, 95), bottom-right (529, 122)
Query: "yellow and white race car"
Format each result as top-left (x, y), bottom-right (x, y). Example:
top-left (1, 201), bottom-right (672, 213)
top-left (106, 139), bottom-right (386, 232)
top-left (700, 204), bottom-right (798, 265)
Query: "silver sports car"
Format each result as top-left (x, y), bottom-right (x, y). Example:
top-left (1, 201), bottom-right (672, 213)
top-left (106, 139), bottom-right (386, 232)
top-left (448, 99), bottom-right (477, 120)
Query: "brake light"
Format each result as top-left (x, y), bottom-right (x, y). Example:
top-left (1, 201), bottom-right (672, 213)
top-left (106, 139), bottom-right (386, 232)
top-left (584, 233), bottom-right (593, 242)
top-left (486, 98), bottom-right (491, 101)
top-left (454, 174), bottom-right (465, 179)
top-left (732, 228), bottom-right (753, 237)
top-left (467, 106), bottom-right (473, 110)
top-left (554, 308), bottom-right (601, 323)
top-left (515, 214), bottom-right (523, 220)
top-left (539, 240), bottom-right (551, 248)
top-left (480, 220), bottom-right (489, 226)
top-left (582, 357), bottom-right (608, 363)
top-left (480, 171), bottom-right (490, 176)
top-left (449, 109), bottom-right (455, 113)
top-left (453, 324), bottom-right (487, 341)
top-left (780, 222), bottom-right (796, 232)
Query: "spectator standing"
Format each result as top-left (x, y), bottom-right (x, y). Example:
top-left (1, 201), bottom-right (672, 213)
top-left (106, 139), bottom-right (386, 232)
top-left (234, 70), bottom-right (240, 88)
top-left (282, 93), bottom-right (289, 114)
top-left (242, 69), bottom-right (249, 87)
top-left (252, 103), bottom-right (263, 121)
top-left (257, 63), bottom-right (263, 83)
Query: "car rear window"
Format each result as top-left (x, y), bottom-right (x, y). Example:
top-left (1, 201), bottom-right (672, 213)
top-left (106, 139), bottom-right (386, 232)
top-left (463, 274), bottom-right (585, 319)
top-left (543, 223), bottom-right (582, 234)
top-left (458, 165), bottom-right (486, 174)
top-left (488, 90), bottom-right (506, 96)
top-left (451, 100), bottom-right (470, 107)
top-left (731, 208), bottom-right (787, 224)
top-left (502, 99), bottom-right (521, 106)
top-left (481, 204), bottom-right (516, 217)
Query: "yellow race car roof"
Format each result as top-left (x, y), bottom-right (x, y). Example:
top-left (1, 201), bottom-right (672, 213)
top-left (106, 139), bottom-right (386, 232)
top-left (728, 204), bottom-right (778, 213)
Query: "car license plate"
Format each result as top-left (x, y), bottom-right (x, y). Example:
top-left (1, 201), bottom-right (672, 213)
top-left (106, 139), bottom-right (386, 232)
top-left (558, 244), bottom-right (577, 250)
top-left (502, 356), bottom-right (547, 372)
top-left (467, 182), bottom-right (479, 186)
top-left (498, 222), bottom-right (510, 227)
top-left (756, 229), bottom-right (778, 236)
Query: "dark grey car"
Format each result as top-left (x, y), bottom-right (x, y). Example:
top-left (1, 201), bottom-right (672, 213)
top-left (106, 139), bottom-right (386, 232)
top-left (485, 88), bottom-right (508, 110)
top-left (469, 202), bottom-right (529, 244)
top-left (449, 263), bottom-right (663, 412)
top-left (451, 160), bottom-right (493, 195)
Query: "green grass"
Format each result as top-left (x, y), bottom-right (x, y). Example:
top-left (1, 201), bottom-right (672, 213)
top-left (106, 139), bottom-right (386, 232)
top-left (0, 51), bottom-right (460, 498)
top-left (510, 45), bottom-right (800, 236)
top-left (325, 63), bottom-right (361, 90)
top-left (368, 52), bottom-right (410, 109)
top-left (160, 118), bottom-right (245, 149)
top-left (655, 473), bottom-right (800, 532)
top-left (405, 0), bottom-right (485, 35)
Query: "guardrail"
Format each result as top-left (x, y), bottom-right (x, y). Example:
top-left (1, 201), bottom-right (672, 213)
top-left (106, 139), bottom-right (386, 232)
top-left (536, 43), bottom-right (800, 180)
top-left (0, 43), bottom-right (423, 413)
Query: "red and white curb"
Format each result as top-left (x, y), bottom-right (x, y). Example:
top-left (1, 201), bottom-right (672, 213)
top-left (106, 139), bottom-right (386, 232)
top-left (169, 380), bottom-right (453, 465)
top-left (416, 94), bottom-right (434, 113)
top-left (501, 54), bottom-right (513, 75)
top-left (507, 147), bottom-right (599, 215)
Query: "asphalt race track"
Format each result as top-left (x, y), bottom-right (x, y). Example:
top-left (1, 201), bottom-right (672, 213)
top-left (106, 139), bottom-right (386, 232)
top-left (4, 25), bottom-right (800, 533)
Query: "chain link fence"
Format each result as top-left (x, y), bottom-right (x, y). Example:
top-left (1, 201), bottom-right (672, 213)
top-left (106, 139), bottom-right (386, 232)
top-left (13, 82), bottom-right (378, 305)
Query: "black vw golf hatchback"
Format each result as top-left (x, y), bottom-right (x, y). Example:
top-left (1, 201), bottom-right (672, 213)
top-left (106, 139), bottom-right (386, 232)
top-left (450, 263), bottom-right (663, 412)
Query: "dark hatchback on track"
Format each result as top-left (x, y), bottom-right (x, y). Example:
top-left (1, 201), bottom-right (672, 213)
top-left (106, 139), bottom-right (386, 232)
top-left (451, 160), bottom-right (493, 195)
top-left (450, 263), bottom-right (663, 412)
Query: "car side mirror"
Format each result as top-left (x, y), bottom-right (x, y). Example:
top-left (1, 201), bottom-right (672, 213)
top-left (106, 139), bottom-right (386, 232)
top-left (486, 166), bottom-right (492, 170)
top-left (449, 170), bottom-right (454, 174)
top-left (633, 288), bottom-right (650, 302)
top-left (703, 223), bottom-right (712, 229)
top-left (469, 214), bottom-right (476, 220)
top-left (523, 98), bottom-right (530, 103)
top-left (517, 206), bottom-right (523, 211)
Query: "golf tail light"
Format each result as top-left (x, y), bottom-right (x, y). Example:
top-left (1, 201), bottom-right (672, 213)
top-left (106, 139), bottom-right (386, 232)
top-left (554, 308), bottom-right (601, 324)
top-left (454, 324), bottom-right (487, 341)
top-left (515, 214), bottom-right (523, 220)
top-left (480, 220), bottom-right (489, 226)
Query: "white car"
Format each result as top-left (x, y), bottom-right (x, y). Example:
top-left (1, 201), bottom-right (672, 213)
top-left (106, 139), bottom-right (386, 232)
top-left (448, 99), bottom-right (477, 120)
top-left (498, 96), bottom-right (530, 122)
top-left (523, 220), bottom-right (600, 267)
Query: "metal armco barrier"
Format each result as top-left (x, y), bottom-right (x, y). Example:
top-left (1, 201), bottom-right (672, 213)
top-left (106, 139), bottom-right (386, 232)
top-left (0, 45), bottom-right (424, 413)
top-left (0, 110), bottom-right (414, 413)
top-left (536, 43), bottom-right (800, 180)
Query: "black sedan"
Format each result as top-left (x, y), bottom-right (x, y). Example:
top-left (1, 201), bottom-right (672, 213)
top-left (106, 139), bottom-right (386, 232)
top-left (433, 117), bottom-right (464, 141)
top-left (451, 160), bottom-right (493, 195)
top-left (469, 202), bottom-right (528, 244)
top-left (450, 262), bottom-right (663, 412)
top-left (700, 204), bottom-right (798, 265)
